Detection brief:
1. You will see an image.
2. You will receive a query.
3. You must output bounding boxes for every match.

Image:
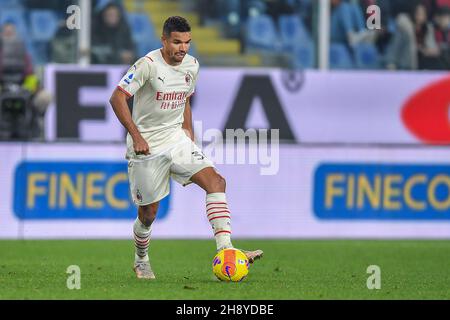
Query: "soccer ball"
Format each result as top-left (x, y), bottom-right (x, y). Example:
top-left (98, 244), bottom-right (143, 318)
top-left (212, 248), bottom-right (249, 282)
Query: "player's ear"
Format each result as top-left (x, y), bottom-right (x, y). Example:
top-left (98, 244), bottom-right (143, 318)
top-left (161, 32), bottom-right (170, 43)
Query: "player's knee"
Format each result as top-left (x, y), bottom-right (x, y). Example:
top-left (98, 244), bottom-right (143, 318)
top-left (139, 203), bottom-right (158, 227)
top-left (210, 174), bottom-right (226, 192)
top-left (220, 175), bottom-right (226, 190)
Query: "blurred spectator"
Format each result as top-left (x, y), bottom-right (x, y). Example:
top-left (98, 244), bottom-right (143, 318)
top-left (414, 3), bottom-right (442, 69)
top-left (297, 0), bottom-right (314, 34)
top-left (385, 1), bottom-right (441, 69)
top-left (433, 6), bottom-right (450, 68)
top-left (0, 22), bottom-right (51, 140)
top-left (421, 0), bottom-right (450, 18)
top-left (51, 20), bottom-right (78, 64)
top-left (330, 0), bottom-right (368, 47)
top-left (373, 1), bottom-right (394, 57)
top-left (0, 22), bottom-right (34, 87)
top-left (91, 2), bottom-right (135, 64)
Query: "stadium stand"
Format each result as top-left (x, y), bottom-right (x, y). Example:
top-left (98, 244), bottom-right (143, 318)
top-left (293, 41), bottom-right (315, 68)
top-left (279, 14), bottom-right (312, 50)
top-left (0, 0), bottom-right (448, 69)
top-left (124, 0), bottom-right (262, 66)
top-left (246, 14), bottom-right (280, 50)
top-left (0, 0), bottom-right (23, 8)
top-left (329, 43), bottom-right (354, 69)
top-left (354, 42), bottom-right (381, 69)
top-left (29, 10), bottom-right (58, 41)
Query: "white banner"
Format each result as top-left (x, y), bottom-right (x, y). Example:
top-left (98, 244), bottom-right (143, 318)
top-left (44, 65), bottom-right (450, 144)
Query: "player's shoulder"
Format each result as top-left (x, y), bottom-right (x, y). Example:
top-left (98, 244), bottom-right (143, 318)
top-left (144, 49), bottom-right (161, 64)
top-left (130, 49), bottom-right (158, 66)
top-left (184, 53), bottom-right (199, 66)
top-left (129, 50), bottom-right (160, 75)
top-left (132, 55), bottom-right (154, 70)
top-left (132, 50), bottom-right (157, 69)
top-left (183, 53), bottom-right (200, 73)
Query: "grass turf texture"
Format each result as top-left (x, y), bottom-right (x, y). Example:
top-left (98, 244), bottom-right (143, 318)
top-left (0, 240), bottom-right (449, 299)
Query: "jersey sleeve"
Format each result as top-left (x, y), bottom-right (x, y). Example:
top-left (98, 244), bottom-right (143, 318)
top-left (187, 59), bottom-right (199, 97)
top-left (117, 57), bottom-right (152, 97)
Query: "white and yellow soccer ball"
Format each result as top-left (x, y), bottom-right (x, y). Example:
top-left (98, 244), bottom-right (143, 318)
top-left (212, 248), bottom-right (249, 282)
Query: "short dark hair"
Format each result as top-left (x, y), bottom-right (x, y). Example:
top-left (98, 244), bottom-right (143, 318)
top-left (163, 16), bottom-right (191, 37)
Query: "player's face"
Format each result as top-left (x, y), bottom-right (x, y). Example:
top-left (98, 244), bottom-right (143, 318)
top-left (162, 31), bottom-right (191, 64)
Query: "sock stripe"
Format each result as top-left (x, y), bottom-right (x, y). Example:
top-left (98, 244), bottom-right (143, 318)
top-left (134, 236), bottom-right (149, 243)
top-left (134, 240), bottom-right (149, 247)
top-left (207, 206), bottom-right (228, 212)
top-left (133, 218), bottom-right (152, 262)
top-left (214, 230), bottom-right (231, 236)
top-left (206, 202), bottom-right (227, 207)
top-left (209, 215), bottom-right (231, 222)
top-left (134, 243), bottom-right (149, 250)
top-left (207, 210), bottom-right (230, 217)
top-left (134, 231), bottom-right (150, 239)
top-left (134, 237), bottom-right (149, 245)
top-left (206, 196), bottom-right (232, 250)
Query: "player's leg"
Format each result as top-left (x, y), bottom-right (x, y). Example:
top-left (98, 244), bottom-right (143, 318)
top-left (128, 155), bottom-right (171, 279)
top-left (170, 139), bottom-right (263, 263)
top-left (190, 167), bottom-right (263, 263)
top-left (133, 202), bottom-right (159, 279)
top-left (190, 167), bottom-right (232, 250)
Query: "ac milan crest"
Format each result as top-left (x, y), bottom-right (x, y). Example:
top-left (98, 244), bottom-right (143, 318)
top-left (185, 72), bottom-right (192, 86)
top-left (136, 189), bottom-right (143, 202)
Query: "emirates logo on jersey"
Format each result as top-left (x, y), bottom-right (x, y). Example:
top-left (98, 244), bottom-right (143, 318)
top-left (156, 91), bottom-right (188, 110)
top-left (185, 72), bottom-right (192, 86)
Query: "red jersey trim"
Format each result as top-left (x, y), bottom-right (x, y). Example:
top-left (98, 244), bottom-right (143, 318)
top-left (117, 86), bottom-right (132, 97)
top-left (145, 56), bottom-right (154, 62)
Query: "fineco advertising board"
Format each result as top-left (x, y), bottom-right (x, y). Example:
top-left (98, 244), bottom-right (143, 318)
top-left (1, 143), bottom-right (449, 239)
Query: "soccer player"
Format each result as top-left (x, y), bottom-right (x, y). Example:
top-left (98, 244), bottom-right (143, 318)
top-left (109, 16), bottom-right (263, 279)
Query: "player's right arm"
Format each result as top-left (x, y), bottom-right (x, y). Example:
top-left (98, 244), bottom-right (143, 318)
top-left (109, 89), bottom-right (149, 155)
top-left (109, 57), bottom-right (152, 155)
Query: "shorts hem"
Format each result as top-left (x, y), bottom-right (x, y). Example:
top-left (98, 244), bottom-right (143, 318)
top-left (181, 164), bottom-right (216, 187)
top-left (133, 191), bottom-right (170, 206)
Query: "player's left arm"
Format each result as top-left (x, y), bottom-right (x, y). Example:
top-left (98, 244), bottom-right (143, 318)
top-left (182, 96), bottom-right (194, 141)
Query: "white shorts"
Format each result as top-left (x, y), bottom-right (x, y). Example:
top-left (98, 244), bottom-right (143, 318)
top-left (128, 136), bottom-right (215, 205)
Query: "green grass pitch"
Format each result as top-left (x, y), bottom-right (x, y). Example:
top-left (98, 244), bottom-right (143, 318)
top-left (1, 239), bottom-right (450, 299)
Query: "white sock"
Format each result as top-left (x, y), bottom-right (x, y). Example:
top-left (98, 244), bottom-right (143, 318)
top-left (206, 192), bottom-right (233, 251)
top-left (133, 218), bottom-right (151, 263)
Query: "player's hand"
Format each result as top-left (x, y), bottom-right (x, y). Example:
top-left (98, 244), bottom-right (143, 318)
top-left (133, 135), bottom-right (150, 155)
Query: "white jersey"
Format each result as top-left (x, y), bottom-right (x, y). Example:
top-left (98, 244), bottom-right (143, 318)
top-left (117, 48), bottom-right (199, 158)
